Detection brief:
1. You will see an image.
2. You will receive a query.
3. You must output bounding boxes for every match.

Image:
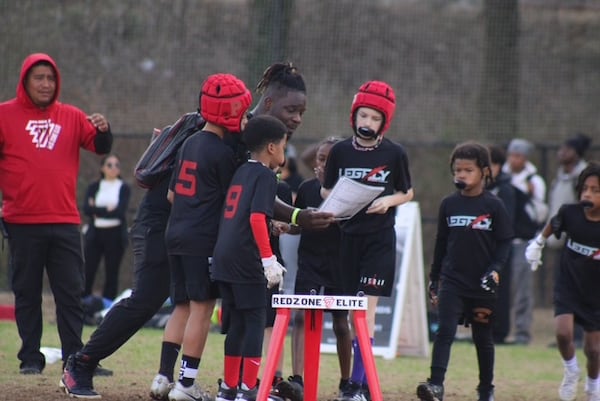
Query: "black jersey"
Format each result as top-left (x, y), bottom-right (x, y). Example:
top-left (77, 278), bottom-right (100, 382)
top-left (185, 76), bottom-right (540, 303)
top-left (552, 204), bottom-right (600, 310)
top-left (165, 130), bottom-right (236, 255)
top-left (294, 178), bottom-right (341, 287)
top-left (132, 176), bottom-right (171, 230)
top-left (212, 161), bottom-right (278, 284)
top-left (323, 137), bottom-right (412, 234)
top-left (431, 190), bottom-right (513, 294)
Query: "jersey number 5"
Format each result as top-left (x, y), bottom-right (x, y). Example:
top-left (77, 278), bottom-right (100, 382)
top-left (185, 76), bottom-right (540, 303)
top-left (224, 185), bottom-right (242, 219)
top-left (174, 160), bottom-right (197, 196)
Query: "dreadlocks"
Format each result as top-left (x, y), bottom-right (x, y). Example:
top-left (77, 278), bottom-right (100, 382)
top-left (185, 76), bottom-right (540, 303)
top-left (255, 62), bottom-right (306, 95)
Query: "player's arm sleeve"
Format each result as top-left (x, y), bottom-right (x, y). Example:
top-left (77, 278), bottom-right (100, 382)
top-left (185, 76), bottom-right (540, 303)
top-left (489, 238), bottom-right (512, 273)
top-left (250, 212), bottom-right (272, 258)
top-left (322, 146), bottom-right (338, 190)
top-left (394, 146), bottom-right (413, 194)
top-left (550, 204), bottom-right (568, 239)
top-left (430, 201), bottom-right (448, 281)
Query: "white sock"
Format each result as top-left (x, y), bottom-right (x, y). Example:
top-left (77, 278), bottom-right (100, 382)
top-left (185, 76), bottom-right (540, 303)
top-left (585, 376), bottom-right (600, 393)
top-left (563, 355), bottom-right (579, 372)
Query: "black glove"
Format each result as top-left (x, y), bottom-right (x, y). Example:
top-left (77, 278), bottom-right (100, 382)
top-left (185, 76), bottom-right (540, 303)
top-left (428, 280), bottom-right (439, 304)
top-left (480, 270), bottom-right (499, 293)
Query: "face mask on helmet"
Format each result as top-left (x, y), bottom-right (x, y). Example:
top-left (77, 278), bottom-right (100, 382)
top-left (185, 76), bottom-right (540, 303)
top-left (199, 73), bottom-right (252, 133)
top-left (350, 81), bottom-right (396, 139)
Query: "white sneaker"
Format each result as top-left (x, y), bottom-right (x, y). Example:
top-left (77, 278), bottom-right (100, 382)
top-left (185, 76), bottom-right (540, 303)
top-left (587, 389), bottom-right (600, 401)
top-left (169, 382), bottom-right (212, 401)
top-left (559, 368), bottom-right (580, 401)
top-left (150, 374), bottom-right (174, 400)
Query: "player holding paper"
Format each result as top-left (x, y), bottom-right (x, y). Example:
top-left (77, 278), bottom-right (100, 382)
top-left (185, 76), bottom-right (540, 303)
top-left (321, 80), bottom-right (413, 401)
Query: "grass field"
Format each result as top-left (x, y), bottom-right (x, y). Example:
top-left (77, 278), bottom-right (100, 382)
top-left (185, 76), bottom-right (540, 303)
top-left (0, 292), bottom-right (585, 401)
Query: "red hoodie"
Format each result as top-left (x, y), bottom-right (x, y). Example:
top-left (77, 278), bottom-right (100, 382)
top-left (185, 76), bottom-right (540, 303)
top-left (0, 53), bottom-right (102, 224)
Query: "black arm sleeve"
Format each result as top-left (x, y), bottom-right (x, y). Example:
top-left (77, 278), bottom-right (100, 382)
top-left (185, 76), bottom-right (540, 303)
top-left (94, 127), bottom-right (113, 155)
top-left (430, 202), bottom-right (448, 281)
top-left (488, 238), bottom-right (512, 273)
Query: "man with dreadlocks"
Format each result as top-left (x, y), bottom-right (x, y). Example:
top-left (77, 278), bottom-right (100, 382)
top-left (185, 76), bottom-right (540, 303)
top-left (249, 62), bottom-right (311, 400)
top-left (322, 80), bottom-right (414, 401)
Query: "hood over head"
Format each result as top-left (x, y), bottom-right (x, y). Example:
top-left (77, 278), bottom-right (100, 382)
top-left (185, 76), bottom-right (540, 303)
top-left (17, 53), bottom-right (61, 107)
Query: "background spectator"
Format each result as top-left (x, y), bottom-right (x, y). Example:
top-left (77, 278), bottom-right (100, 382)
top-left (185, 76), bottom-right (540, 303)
top-left (502, 138), bottom-right (546, 345)
top-left (83, 153), bottom-right (131, 301)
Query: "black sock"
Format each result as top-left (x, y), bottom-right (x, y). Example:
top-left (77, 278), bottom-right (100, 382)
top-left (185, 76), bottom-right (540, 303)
top-left (158, 341), bottom-right (180, 382)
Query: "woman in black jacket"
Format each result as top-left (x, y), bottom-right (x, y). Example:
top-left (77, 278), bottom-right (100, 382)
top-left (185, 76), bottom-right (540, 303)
top-left (83, 154), bottom-right (131, 300)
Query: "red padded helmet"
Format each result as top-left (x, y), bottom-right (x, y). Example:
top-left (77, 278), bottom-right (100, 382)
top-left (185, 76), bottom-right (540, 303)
top-left (350, 81), bottom-right (396, 135)
top-left (200, 74), bottom-right (252, 133)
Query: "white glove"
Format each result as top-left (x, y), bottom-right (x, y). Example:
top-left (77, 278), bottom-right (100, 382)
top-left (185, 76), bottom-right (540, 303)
top-left (525, 234), bottom-right (545, 271)
top-left (262, 255), bottom-right (287, 289)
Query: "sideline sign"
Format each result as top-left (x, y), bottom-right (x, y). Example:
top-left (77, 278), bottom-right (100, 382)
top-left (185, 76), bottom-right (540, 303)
top-left (272, 294), bottom-right (367, 311)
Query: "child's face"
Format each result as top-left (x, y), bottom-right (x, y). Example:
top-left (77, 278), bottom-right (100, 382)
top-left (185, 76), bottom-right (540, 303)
top-left (580, 175), bottom-right (600, 210)
top-left (268, 136), bottom-right (288, 170)
top-left (314, 142), bottom-right (334, 184)
top-left (452, 158), bottom-right (486, 194)
top-left (355, 107), bottom-right (383, 135)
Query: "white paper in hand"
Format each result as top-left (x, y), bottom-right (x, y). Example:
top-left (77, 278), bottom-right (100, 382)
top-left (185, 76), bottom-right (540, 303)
top-left (319, 177), bottom-right (384, 220)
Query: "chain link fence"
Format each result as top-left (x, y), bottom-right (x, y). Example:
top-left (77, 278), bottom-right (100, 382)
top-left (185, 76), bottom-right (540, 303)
top-left (1, 0), bottom-right (600, 305)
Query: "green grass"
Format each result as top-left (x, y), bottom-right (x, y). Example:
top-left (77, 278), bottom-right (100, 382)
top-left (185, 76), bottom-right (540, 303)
top-left (0, 311), bottom-right (586, 401)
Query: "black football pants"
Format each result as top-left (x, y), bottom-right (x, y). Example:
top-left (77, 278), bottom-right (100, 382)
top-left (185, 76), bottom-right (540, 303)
top-left (81, 222), bottom-right (170, 361)
top-left (430, 284), bottom-right (495, 391)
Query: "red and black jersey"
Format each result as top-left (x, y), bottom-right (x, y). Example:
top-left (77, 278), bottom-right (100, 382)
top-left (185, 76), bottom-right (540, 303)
top-left (552, 204), bottom-right (600, 310)
top-left (294, 178), bottom-right (341, 288)
top-left (323, 137), bottom-right (412, 234)
top-left (431, 191), bottom-right (514, 294)
top-left (212, 161), bottom-right (278, 284)
top-left (165, 130), bottom-right (236, 255)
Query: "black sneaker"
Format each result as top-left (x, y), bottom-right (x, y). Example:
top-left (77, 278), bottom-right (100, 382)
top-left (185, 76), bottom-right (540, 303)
top-left (19, 361), bottom-right (44, 375)
top-left (273, 376), bottom-right (303, 401)
top-left (61, 353), bottom-right (101, 399)
top-left (477, 385), bottom-right (495, 401)
top-left (361, 383), bottom-right (371, 401)
top-left (235, 385), bottom-right (284, 401)
top-left (339, 381), bottom-right (366, 401)
top-left (416, 379), bottom-right (444, 401)
top-left (216, 378), bottom-right (237, 401)
top-left (272, 376), bottom-right (284, 388)
top-left (336, 379), bottom-right (351, 400)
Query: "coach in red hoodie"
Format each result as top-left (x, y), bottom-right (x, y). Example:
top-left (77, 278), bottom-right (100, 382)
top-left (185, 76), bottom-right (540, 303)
top-left (0, 53), bottom-right (112, 374)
